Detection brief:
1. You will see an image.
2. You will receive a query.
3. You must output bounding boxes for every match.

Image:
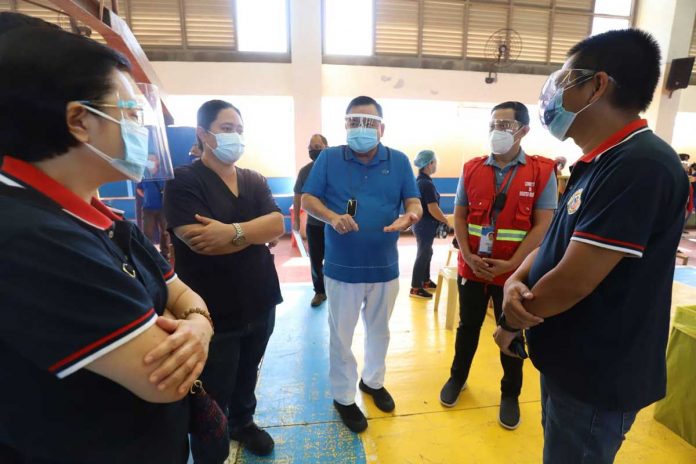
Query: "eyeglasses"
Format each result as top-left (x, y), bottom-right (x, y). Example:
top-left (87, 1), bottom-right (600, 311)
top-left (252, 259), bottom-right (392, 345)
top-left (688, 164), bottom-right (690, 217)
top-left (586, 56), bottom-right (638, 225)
top-left (489, 119), bottom-right (522, 133)
top-left (80, 99), bottom-right (145, 126)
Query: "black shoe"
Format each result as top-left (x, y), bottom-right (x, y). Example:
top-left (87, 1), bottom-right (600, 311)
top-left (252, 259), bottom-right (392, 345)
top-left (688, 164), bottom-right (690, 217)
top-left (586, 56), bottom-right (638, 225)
top-left (423, 279), bottom-right (437, 292)
top-left (311, 293), bottom-right (327, 307)
top-left (409, 287), bottom-right (433, 299)
top-left (359, 379), bottom-right (395, 412)
top-left (229, 422), bottom-right (275, 456)
top-left (499, 396), bottom-right (521, 430)
top-left (439, 377), bottom-right (467, 407)
top-left (333, 400), bottom-right (368, 433)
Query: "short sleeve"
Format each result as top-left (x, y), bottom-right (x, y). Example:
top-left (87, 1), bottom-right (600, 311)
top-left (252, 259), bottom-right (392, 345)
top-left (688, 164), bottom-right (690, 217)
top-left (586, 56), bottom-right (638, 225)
top-left (293, 164), bottom-right (310, 195)
top-left (419, 180), bottom-right (438, 204)
top-left (400, 155), bottom-right (420, 200)
top-left (571, 159), bottom-right (676, 258)
top-left (302, 151), bottom-right (328, 198)
top-left (250, 172), bottom-right (282, 216)
top-left (0, 226), bottom-right (157, 378)
top-left (163, 170), bottom-right (213, 230)
top-left (534, 174), bottom-right (558, 210)
top-left (455, 174), bottom-right (468, 207)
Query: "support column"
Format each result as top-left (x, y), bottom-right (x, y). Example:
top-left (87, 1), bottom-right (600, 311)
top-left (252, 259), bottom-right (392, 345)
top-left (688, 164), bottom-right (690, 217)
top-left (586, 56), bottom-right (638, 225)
top-left (290, 0), bottom-right (323, 172)
top-left (635, 0), bottom-right (696, 143)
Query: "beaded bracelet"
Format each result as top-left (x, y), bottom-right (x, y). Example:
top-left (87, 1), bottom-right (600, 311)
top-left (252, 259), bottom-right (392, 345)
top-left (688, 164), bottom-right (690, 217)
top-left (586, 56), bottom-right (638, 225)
top-left (181, 307), bottom-right (214, 331)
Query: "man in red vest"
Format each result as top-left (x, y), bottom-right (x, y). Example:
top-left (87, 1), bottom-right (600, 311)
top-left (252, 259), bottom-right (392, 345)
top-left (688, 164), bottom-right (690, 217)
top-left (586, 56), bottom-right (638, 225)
top-left (439, 101), bottom-right (557, 430)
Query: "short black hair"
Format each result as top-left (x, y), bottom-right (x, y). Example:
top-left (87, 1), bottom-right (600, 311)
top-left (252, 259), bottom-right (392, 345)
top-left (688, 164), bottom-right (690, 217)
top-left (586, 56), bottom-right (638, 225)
top-left (491, 101), bottom-right (530, 126)
top-left (310, 133), bottom-right (328, 146)
top-left (0, 11), bottom-right (60, 35)
top-left (196, 99), bottom-right (242, 150)
top-left (0, 26), bottom-right (130, 163)
top-left (679, 153), bottom-right (690, 162)
top-left (568, 29), bottom-right (661, 112)
top-left (346, 96), bottom-right (383, 118)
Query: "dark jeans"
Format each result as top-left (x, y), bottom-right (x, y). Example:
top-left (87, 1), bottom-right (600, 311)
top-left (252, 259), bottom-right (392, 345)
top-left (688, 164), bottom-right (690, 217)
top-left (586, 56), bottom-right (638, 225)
top-left (541, 375), bottom-right (638, 464)
top-left (306, 223), bottom-right (325, 294)
top-left (191, 309), bottom-right (275, 464)
top-left (451, 278), bottom-right (523, 398)
top-left (411, 218), bottom-right (438, 288)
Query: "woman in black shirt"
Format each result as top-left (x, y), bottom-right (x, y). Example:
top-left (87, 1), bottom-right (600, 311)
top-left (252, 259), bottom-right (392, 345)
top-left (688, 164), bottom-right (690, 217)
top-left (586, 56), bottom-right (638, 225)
top-left (410, 150), bottom-right (450, 299)
top-left (164, 100), bottom-right (284, 460)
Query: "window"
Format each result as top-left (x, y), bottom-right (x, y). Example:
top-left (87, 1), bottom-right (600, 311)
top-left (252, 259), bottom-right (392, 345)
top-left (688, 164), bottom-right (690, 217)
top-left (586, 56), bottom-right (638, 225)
top-left (236, 0), bottom-right (288, 53)
top-left (324, 0), bottom-right (636, 68)
top-left (324, 0), bottom-right (373, 55)
top-left (0, 1), bottom-right (291, 61)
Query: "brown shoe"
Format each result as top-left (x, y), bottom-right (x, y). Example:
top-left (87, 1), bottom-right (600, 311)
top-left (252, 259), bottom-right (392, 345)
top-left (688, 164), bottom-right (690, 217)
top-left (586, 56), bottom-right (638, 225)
top-left (311, 293), bottom-right (327, 307)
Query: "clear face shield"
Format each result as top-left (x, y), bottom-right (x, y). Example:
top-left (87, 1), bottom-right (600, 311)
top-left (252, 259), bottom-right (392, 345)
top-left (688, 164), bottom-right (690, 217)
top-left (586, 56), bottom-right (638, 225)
top-left (81, 83), bottom-right (174, 182)
top-left (345, 113), bottom-right (383, 131)
top-left (538, 68), bottom-right (596, 130)
top-left (137, 83), bottom-right (174, 181)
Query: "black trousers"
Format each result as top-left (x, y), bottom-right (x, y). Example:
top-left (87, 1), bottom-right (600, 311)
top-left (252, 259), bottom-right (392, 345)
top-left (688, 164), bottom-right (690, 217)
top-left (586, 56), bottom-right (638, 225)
top-left (306, 223), bottom-right (325, 294)
top-left (411, 218), bottom-right (438, 288)
top-left (191, 309), bottom-right (275, 464)
top-left (450, 278), bottom-right (523, 398)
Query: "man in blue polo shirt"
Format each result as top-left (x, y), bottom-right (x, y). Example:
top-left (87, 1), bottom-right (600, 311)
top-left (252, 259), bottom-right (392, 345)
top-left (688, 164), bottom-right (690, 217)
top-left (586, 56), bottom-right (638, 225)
top-left (302, 96), bottom-right (422, 433)
top-left (494, 30), bottom-right (690, 463)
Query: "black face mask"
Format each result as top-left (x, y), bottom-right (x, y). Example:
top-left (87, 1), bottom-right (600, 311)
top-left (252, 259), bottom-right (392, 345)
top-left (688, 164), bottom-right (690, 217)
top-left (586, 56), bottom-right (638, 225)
top-left (309, 149), bottom-right (322, 161)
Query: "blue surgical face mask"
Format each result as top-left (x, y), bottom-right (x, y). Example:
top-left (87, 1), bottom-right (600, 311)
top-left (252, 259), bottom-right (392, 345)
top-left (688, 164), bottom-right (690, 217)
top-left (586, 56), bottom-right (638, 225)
top-left (347, 128), bottom-right (379, 153)
top-left (82, 105), bottom-right (150, 182)
top-left (539, 73), bottom-right (597, 141)
top-left (209, 131), bottom-right (244, 164)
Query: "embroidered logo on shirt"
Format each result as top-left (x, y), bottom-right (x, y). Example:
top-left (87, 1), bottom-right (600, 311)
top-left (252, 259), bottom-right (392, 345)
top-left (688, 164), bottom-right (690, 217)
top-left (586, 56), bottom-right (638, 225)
top-left (567, 188), bottom-right (583, 215)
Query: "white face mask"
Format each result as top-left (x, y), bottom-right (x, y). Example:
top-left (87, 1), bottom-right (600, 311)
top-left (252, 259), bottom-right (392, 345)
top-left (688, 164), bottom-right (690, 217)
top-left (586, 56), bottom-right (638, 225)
top-left (489, 129), bottom-right (520, 155)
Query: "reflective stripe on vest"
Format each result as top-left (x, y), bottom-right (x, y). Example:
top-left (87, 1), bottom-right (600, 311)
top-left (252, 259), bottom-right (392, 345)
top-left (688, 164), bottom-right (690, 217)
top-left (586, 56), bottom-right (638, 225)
top-left (468, 224), bottom-right (483, 237)
top-left (496, 228), bottom-right (527, 242)
top-left (468, 224), bottom-right (526, 242)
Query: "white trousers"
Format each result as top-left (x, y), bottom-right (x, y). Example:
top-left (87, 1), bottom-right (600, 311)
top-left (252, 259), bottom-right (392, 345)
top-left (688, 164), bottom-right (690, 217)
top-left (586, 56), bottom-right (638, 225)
top-left (325, 276), bottom-right (400, 405)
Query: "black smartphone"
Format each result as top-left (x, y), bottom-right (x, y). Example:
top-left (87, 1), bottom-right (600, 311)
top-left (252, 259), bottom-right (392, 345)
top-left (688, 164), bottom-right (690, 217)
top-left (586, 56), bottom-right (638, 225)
top-left (346, 198), bottom-right (357, 217)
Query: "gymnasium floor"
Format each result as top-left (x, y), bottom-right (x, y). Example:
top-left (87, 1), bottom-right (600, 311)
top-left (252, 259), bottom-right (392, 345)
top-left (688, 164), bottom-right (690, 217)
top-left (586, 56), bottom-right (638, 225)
top-left (219, 236), bottom-right (696, 463)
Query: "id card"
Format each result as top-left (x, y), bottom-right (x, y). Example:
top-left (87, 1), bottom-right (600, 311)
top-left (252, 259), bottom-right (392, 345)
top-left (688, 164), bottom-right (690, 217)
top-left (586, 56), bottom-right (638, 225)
top-left (478, 226), bottom-right (495, 256)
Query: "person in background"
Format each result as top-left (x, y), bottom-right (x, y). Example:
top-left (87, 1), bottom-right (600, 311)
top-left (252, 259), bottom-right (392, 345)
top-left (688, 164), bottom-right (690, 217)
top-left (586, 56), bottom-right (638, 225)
top-left (189, 143), bottom-right (202, 163)
top-left (440, 102), bottom-right (557, 432)
top-left (496, 29), bottom-right (689, 463)
top-left (302, 96), bottom-right (422, 433)
top-left (164, 99), bottom-right (284, 459)
top-left (137, 154), bottom-right (170, 260)
top-left (554, 156), bottom-right (569, 197)
top-left (410, 149), bottom-right (449, 300)
top-left (294, 133), bottom-right (329, 307)
top-left (0, 23), bottom-right (213, 463)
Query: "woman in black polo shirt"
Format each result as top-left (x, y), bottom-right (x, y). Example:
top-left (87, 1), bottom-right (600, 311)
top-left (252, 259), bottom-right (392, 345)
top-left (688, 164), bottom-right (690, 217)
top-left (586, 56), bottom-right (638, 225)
top-left (410, 150), bottom-right (450, 299)
top-left (0, 25), bottom-right (213, 463)
top-left (164, 100), bottom-right (284, 459)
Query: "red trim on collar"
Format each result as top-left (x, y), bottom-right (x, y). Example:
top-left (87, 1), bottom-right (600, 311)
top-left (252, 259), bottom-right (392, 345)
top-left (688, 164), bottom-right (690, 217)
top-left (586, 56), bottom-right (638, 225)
top-left (1, 156), bottom-right (114, 230)
top-left (577, 119), bottom-right (649, 164)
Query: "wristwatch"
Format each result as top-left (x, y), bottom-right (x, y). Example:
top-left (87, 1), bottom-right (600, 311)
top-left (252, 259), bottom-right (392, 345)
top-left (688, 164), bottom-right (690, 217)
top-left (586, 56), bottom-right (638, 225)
top-left (232, 222), bottom-right (247, 246)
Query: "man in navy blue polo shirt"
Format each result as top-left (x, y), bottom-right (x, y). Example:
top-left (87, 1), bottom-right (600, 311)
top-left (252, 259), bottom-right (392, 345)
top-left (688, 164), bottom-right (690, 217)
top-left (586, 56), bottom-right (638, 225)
top-left (302, 96), bottom-right (422, 433)
top-left (494, 30), bottom-right (690, 463)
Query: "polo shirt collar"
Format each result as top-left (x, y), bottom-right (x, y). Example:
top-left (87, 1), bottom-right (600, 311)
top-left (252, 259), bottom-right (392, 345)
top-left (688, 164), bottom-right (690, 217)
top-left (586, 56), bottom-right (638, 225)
top-left (577, 119), bottom-right (650, 165)
top-left (0, 156), bottom-right (118, 230)
top-left (345, 143), bottom-right (388, 166)
top-left (485, 148), bottom-right (527, 167)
